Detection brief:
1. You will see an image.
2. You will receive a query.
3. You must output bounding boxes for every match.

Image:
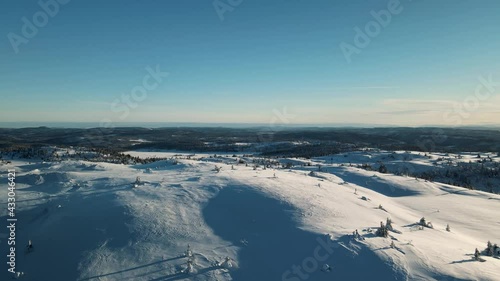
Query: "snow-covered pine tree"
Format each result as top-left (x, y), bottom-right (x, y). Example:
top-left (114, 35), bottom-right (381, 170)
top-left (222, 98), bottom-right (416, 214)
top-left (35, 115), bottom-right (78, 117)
top-left (386, 218), bottom-right (393, 231)
top-left (378, 164), bottom-right (388, 173)
top-left (474, 248), bottom-right (481, 261)
top-left (26, 240), bottom-right (33, 253)
top-left (219, 256), bottom-right (233, 268)
top-left (321, 264), bottom-right (332, 272)
top-left (376, 221), bottom-right (388, 238)
top-left (486, 241), bottom-right (494, 256)
top-left (185, 244), bottom-right (193, 257)
top-left (185, 258), bottom-right (194, 274)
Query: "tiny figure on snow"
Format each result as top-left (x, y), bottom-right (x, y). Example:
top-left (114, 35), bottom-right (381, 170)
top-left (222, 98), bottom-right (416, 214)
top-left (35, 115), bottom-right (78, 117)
top-left (446, 224), bottom-right (451, 232)
top-left (390, 240), bottom-right (395, 249)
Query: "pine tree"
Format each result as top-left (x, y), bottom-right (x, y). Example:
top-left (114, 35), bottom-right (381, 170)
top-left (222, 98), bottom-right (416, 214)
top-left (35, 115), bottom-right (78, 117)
top-left (376, 221), bottom-right (389, 238)
top-left (26, 240), bottom-right (33, 253)
top-left (486, 241), bottom-right (494, 256)
top-left (185, 244), bottom-right (193, 257)
top-left (379, 164), bottom-right (388, 173)
top-left (474, 248), bottom-right (480, 261)
top-left (321, 264), bottom-right (332, 272)
top-left (220, 256), bottom-right (233, 268)
top-left (352, 229), bottom-right (361, 239)
top-left (386, 218), bottom-right (393, 231)
top-left (185, 258), bottom-right (194, 273)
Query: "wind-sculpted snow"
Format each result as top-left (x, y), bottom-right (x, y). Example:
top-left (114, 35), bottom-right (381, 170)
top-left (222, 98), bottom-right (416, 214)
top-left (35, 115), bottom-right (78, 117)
top-left (15, 171), bottom-right (71, 194)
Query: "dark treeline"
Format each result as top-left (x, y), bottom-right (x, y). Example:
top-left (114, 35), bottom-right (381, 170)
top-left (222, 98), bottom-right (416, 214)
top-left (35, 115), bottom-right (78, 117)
top-left (1, 127), bottom-right (499, 157)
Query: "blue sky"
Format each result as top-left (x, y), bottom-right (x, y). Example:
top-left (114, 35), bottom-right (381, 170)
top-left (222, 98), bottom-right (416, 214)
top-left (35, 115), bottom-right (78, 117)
top-left (1, 0), bottom-right (499, 126)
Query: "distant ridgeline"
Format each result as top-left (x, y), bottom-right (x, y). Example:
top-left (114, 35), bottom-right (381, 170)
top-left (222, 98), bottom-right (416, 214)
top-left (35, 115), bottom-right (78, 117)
top-left (0, 127), bottom-right (499, 157)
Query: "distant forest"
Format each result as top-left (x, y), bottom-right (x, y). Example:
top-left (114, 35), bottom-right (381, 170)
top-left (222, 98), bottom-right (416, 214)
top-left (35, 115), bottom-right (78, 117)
top-left (0, 127), bottom-right (499, 158)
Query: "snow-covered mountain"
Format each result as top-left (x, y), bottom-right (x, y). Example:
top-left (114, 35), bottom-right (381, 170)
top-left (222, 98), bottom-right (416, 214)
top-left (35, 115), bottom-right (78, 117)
top-left (1, 150), bottom-right (499, 281)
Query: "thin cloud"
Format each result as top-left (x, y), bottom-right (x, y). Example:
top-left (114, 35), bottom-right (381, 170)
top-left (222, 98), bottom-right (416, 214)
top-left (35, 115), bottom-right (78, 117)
top-left (376, 109), bottom-right (437, 115)
top-left (382, 99), bottom-right (456, 106)
top-left (332, 86), bottom-right (400, 90)
top-left (382, 98), bottom-right (500, 112)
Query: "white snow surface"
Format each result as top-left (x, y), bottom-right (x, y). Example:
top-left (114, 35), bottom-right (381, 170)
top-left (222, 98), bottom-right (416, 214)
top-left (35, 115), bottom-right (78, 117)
top-left (0, 151), bottom-right (499, 281)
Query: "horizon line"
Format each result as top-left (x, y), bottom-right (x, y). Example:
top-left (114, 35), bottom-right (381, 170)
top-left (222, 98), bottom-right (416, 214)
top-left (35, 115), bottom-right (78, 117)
top-left (1, 121), bottom-right (499, 130)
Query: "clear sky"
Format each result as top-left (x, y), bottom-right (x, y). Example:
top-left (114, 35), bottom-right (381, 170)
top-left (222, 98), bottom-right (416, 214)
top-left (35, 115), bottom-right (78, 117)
top-left (1, 0), bottom-right (499, 127)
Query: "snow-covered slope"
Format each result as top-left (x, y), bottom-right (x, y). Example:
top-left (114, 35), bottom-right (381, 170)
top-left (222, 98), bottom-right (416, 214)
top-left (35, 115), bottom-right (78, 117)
top-left (0, 153), bottom-right (499, 281)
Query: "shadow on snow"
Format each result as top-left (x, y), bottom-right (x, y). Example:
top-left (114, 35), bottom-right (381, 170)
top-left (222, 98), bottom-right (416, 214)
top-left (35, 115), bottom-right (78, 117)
top-left (203, 185), bottom-right (402, 281)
